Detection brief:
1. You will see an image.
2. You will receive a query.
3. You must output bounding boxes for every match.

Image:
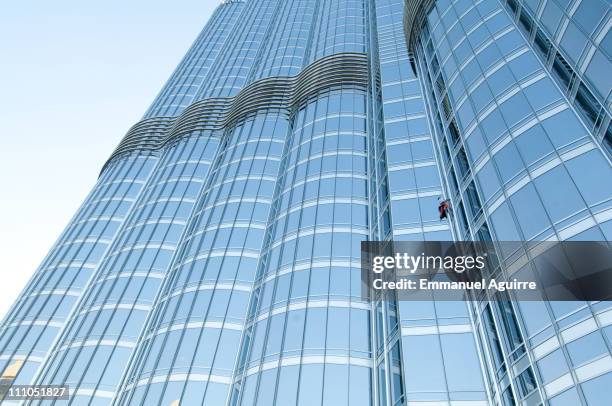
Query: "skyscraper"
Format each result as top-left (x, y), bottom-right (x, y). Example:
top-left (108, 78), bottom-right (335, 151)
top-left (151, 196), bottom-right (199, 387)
top-left (0, 0), bottom-right (610, 405)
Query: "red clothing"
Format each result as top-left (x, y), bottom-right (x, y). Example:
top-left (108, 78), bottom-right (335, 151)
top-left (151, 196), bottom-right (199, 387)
top-left (438, 200), bottom-right (450, 220)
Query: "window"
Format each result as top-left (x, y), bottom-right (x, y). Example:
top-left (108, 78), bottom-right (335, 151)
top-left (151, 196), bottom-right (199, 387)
top-left (402, 335), bottom-right (446, 392)
top-left (534, 166), bottom-right (584, 223)
top-left (476, 161), bottom-right (501, 201)
top-left (298, 364), bottom-right (324, 406)
top-left (323, 364), bottom-right (349, 405)
top-left (510, 184), bottom-right (549, 239)
top-left (566, 331), bottom-right (608, 367)
top-left (516, 367), bottom-right (537, 397)
top-left (565, 150), bottom-right (612, 206)
top-left (541, 109), bottom-right (587, 148)
top-left (441, 333), bottom-right (485, 392)
top-left (537, 349), bottom-right (569, 383)
top-left (581, 371), bottom-right (612, 406)
top-left (391, 199), bottom-right (420, 226)
top-left (277, 365), bottom-right (299, 404)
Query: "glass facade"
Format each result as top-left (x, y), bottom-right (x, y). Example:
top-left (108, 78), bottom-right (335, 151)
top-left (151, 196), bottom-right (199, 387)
top-left (0, 0), bottom-right (610, 405)
top-left (407, 0), bottom-right (612, 405)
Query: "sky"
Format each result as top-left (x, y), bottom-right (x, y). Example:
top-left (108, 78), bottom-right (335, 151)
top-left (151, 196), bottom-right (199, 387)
top-left (0, 1), bottom-right (217, 322)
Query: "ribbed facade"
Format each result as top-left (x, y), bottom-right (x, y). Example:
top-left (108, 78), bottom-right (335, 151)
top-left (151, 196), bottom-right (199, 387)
top-left (0, 0), bottom-right (610, 405)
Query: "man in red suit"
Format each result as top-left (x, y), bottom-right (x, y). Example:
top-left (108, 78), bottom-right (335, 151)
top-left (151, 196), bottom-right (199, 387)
top-left (438, 197), bottom-right (450, 220)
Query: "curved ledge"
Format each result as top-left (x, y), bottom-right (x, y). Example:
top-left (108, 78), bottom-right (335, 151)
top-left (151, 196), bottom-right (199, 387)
top-left (104, 117), bottom-right (175, 163)
top-left (403, 0), bottom-right (434, 74)
top-left (102, 53), bottom-right (369, 173)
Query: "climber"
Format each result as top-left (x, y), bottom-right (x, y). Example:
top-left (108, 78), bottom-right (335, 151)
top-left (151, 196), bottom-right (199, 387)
top-left (438, 197), bottom-right (451, 220)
